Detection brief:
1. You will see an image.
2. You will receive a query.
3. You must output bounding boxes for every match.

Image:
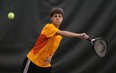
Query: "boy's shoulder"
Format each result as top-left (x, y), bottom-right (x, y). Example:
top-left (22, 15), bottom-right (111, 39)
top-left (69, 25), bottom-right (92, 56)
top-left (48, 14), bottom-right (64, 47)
top-left (45, 23), bottom-right (55, 28)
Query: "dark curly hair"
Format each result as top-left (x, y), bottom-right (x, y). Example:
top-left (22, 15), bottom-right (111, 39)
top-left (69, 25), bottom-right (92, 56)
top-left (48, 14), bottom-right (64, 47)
top-left (50, 7), bottom-right (64, 17)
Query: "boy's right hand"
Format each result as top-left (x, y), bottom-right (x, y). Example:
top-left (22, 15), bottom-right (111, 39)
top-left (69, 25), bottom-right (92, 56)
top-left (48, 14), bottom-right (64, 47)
top-left (79, 33), bottom-right (89, 40)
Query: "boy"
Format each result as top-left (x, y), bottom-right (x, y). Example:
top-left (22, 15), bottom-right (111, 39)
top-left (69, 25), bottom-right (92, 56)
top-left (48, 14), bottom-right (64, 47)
top-left (22, 7), bottom-right (89, 73)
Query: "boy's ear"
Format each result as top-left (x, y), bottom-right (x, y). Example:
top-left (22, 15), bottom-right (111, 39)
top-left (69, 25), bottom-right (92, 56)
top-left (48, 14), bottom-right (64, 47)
top-left (50, 17), bottom-right (53, 21)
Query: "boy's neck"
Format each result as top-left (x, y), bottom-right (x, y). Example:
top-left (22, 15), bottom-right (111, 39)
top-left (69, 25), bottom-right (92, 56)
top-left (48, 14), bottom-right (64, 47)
top-left (52, 23), bottom-right (59, 28)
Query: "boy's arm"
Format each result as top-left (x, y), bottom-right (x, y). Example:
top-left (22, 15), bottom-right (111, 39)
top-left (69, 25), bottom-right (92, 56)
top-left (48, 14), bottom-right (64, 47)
top-left (56, 30), bottom-right (89, 40)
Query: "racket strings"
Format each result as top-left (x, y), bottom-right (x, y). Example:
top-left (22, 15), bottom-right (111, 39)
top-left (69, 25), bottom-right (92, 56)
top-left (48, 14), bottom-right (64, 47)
top-left (94, 40), bottom-right (107, 57)
top-left (100, 41), bottom-right (106, 53)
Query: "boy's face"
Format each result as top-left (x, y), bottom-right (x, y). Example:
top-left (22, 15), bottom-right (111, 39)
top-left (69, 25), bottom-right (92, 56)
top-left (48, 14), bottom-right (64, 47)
top-left (51, 14), bottom-right (63, 27)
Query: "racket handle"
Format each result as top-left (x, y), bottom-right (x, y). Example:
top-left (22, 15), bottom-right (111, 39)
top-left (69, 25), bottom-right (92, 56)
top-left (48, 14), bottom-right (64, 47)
top-left (87, 38), bottom-right (96, 42)
top-left (87, 38), bottom-right (91, 41)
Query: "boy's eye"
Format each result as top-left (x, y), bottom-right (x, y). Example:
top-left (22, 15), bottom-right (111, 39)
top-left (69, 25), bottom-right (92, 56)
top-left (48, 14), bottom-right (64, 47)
top-left (54, 16), bottom-right (62, 18)
top-left (59, 16), bottom-right (62, 18)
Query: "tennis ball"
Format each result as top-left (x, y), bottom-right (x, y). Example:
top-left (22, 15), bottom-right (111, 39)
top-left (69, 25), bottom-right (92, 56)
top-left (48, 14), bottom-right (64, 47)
top-left (8, 12), bottom-right (15, 20)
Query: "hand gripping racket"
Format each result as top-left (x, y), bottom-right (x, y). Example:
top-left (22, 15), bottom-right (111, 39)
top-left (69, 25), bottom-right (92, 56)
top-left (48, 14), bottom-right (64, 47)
top-left (87, 37), bottom-right (107, 57)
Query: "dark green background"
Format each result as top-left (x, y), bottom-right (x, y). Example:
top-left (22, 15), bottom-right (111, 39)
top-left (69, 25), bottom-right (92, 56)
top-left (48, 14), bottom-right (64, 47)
top-left (0, 0), bottom-right (116, 73)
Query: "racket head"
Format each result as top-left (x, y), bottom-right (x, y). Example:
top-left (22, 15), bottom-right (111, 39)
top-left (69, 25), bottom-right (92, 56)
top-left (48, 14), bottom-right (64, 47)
top-left (91, 37), bottom-right (107, 57)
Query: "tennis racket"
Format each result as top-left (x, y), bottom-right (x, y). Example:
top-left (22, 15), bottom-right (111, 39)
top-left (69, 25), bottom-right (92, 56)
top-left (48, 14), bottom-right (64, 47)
top-left (87, 37), bottom-right (107, 58)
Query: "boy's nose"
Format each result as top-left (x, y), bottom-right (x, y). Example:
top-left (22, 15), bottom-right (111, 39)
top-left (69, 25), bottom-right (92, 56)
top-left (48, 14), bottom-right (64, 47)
top-left (56, 17), bottom-right (59, 20)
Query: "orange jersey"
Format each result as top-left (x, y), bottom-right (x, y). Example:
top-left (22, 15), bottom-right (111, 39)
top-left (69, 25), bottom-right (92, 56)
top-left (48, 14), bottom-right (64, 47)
top-left (27, 23), bottom-right (62, 67)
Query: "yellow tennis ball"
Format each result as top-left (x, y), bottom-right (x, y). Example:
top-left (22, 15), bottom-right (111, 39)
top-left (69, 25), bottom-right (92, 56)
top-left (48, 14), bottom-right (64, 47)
top-left (8, 12), bottom-right (15, 20)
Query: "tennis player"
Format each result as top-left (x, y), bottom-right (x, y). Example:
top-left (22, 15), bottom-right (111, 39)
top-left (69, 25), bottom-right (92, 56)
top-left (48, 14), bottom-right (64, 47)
top-left (22, 7), bottom-right (89, 73)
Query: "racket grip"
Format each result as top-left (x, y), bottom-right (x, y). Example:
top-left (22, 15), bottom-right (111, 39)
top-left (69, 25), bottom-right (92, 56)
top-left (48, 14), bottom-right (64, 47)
top-left (87, 38), bottom-right (91, 41)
